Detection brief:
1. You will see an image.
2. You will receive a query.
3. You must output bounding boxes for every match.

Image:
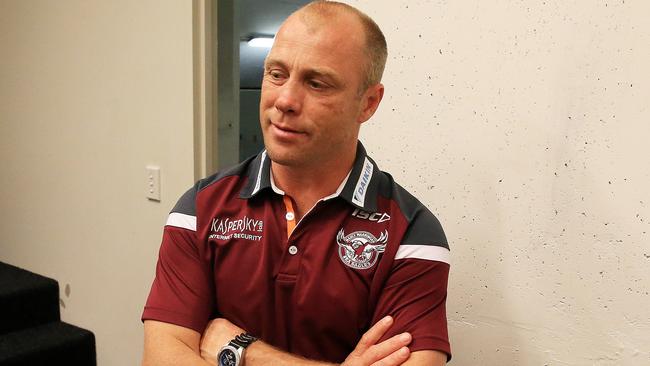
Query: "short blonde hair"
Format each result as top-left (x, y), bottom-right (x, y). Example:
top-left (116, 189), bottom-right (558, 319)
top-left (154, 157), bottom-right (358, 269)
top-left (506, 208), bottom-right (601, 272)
top-left (297, 1), bottom-right (388, 91)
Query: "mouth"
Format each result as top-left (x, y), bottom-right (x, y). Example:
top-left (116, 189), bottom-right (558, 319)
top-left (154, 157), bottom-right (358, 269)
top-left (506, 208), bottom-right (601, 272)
top-left (269, 121), bottom-right (306, 139)
top-left (271, 122), bottom-right (300, 133)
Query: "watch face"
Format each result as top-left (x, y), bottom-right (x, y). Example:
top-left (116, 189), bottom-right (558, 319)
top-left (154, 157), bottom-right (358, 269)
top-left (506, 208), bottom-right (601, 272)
top-left (218, 349), bottom-right (237, 366)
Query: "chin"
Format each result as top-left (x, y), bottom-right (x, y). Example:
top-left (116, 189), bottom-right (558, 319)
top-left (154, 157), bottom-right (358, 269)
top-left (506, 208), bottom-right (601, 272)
top-left (266, 151), bottom-right (299, 166)
top-left (265, 147), bottom-right (308, 167)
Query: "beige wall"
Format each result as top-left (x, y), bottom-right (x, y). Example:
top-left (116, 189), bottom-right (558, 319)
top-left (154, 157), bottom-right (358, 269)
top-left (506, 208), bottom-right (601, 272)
top-left (2, 0), bottom-right (650, 365)
top-left (0, 1), bottom-right (194, 365)
top-left (349, 0), bottom-right (650, 365)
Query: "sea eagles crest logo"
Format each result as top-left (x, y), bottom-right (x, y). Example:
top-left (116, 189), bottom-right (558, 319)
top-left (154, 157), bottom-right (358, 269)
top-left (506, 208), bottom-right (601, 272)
top-left (336, 229), bottom-right (388, 270)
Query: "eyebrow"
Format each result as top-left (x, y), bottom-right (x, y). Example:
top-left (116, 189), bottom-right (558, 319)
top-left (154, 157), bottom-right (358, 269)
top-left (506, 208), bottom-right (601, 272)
top-left (306, 68), bottom-right (337, 81)
top-left (263, 58), bottom-right (284, 70)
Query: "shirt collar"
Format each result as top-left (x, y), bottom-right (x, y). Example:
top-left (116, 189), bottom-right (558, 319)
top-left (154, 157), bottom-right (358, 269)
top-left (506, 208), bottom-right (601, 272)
top-left (240, 141), bottom-right (380, 212)
top-left (269, 167), bottom-right (351, 200)
top-left (338, 142), bottom-right (380, 212)
top-left (240, 150), bottom-right (272, 199)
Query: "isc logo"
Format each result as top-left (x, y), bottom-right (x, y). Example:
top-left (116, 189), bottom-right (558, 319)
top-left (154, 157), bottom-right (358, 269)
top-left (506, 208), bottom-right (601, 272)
top-left (351, 208), bottom-right (391, 223)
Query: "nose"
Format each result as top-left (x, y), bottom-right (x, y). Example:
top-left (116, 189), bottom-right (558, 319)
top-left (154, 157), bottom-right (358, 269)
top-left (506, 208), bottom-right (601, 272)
top-left (274, 78), bottom-right (302, 115)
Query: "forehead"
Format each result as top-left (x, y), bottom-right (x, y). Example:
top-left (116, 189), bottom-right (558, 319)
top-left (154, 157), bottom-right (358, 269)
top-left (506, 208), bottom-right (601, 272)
top-left (267, 14), bottom-right (366, 78)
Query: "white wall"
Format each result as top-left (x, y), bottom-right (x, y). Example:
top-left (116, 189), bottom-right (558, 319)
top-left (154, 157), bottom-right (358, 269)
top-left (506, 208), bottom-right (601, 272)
top-left (349, 1), bottom-right (650, 365)
top-left (0, 1), bottom-right (194, 365)
top-left (2, 1), bottom-right (649, 365)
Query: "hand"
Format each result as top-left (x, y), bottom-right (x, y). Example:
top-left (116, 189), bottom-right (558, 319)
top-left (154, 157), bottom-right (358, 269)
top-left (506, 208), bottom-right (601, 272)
top-left (199, 318), bottom-right (245, 364)
top-left (342, 316), bottom-right (411, 366)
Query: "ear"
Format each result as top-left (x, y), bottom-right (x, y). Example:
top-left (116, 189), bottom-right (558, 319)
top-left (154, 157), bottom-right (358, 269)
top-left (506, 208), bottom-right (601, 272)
top-left (357, 83), bottom-right (384, 124)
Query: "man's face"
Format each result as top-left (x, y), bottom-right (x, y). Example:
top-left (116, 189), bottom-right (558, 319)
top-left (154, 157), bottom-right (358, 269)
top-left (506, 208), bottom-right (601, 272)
top-left (259, 13), bottom-right (372, 168)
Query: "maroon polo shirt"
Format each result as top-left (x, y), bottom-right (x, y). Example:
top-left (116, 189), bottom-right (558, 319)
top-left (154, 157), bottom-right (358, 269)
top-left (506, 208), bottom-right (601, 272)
top-left (142, 142), bottom-right (451, 362)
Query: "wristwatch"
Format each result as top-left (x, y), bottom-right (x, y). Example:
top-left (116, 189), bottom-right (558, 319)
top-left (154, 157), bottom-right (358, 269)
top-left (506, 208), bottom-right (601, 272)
top-left (217, 333), bottom-right (258, 366)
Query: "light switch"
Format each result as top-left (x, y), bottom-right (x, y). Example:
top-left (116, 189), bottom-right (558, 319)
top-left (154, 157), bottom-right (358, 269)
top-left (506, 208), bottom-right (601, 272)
top-left (146, 166), bottom-right (161, 201)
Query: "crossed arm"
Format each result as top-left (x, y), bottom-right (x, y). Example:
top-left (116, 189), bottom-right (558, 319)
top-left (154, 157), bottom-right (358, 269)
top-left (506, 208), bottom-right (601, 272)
top-left (142, 317), bottom-right (447, 366)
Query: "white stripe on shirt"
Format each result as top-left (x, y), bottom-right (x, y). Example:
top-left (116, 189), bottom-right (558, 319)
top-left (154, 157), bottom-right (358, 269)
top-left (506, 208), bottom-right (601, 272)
top-left (166, 212), bottom-right (197, 231)
top-left (395, 245), bottom-right (450, 264)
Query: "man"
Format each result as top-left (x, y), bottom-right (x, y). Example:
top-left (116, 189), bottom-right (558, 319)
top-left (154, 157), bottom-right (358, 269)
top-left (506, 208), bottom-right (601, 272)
top-left (142, 1), bottom-right (451, 365)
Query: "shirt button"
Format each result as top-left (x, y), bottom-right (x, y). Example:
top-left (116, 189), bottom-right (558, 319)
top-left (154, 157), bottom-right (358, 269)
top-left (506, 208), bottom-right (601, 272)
top-left (288, 245), bottom-right (298, 255)
top-left (285, 212), bottom-right (295, 221)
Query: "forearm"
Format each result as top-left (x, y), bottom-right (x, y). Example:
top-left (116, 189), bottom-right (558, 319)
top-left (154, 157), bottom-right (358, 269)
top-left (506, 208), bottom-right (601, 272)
top-left (245, 347), bottom-right (446, 366)
top-left (143, 341), bottom-right (211, 366)
top-left (199, 319), bottom-right (334, 366)
top-left (401, 350), bottom-right (447, 366)
top-left (143, 320), bottom-right (212, 366)
top-left (200, 317), bottom-right (412, 366)
top-left (200, 318), bottom-right (334, 366)
top-left (244, 340), bottom-right (337, 366)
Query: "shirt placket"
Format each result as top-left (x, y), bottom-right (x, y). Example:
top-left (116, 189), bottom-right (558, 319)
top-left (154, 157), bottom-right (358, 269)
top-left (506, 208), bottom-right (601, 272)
top-left (276, 195), bottom-right (301, 281)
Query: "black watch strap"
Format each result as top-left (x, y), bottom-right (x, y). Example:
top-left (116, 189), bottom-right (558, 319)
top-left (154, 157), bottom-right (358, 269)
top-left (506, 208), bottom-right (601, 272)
top-left (231, 333), bottom-right (258, 348)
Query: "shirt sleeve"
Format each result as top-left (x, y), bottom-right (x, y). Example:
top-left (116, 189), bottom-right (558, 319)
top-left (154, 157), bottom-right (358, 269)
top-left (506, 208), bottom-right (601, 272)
top-left (371, 205), bottom-right (452, 360)
top-left (141, 186), bottom-right (215, 333)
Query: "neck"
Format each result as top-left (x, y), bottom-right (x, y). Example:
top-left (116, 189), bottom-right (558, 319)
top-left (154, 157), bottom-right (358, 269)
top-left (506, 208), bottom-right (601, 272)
top-left (271, 147), bottom-right (356, 218)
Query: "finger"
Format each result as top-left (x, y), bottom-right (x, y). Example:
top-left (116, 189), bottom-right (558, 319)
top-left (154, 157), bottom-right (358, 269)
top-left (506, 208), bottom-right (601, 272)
top-left (353, 316), bottom-right (394, 353)
top-left (361, 332), bottom-right (411, 364)
top-left (370, 347), bottom-right (410, 366)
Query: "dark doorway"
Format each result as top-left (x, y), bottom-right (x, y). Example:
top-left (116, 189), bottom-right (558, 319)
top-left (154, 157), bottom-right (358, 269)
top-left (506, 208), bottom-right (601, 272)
top-left (237, 0), bottom-right (311, 161)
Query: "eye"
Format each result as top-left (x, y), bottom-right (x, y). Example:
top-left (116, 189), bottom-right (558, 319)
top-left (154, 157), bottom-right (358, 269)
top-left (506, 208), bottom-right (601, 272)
top-left (307, 79), bottom-right (327, 90)
top-left (266, 69), bottom-right (286, 82)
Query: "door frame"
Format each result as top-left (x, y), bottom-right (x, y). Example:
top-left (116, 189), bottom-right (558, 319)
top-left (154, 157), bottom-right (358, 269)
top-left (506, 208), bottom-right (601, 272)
top-left (193, 0), bottom-right (240, 180)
